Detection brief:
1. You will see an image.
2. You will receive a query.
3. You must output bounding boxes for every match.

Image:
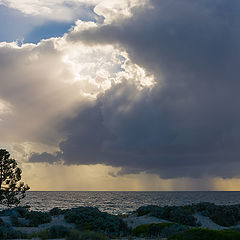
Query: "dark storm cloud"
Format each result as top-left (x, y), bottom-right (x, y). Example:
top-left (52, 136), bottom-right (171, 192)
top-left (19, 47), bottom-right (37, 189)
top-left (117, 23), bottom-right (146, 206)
top-left (30, 0), bottom-right (240, 178)
top-left (29, 152), bottom-right (60, 163)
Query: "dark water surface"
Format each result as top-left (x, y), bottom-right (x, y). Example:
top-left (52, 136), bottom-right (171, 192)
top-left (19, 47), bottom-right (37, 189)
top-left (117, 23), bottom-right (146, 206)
top-left (19, 191), bottom-right (240, 214)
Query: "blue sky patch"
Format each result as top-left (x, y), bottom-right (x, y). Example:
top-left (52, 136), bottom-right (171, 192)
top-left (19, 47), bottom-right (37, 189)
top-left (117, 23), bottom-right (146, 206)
top-left (25, 22), bottom-right (73, 43)
top-left (0, 4), bottom-right (98, 43)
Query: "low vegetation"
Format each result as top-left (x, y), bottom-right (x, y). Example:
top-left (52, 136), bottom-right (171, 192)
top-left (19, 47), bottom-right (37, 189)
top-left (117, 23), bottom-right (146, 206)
top-left (10, 211), bottom-right (52, 227)
top-left (49, 207), bottom-right (67, 216)
top-left (0, 218), bottom-right (27, 239)
top-left (136, 202), bottom-right (240, 227)
top-left (136, 205), bottom-right (199, 226)
top-left (25, 211), bottom-right (52, 227)
top-left (192, 202), bottom-right (240, 227)
top-left (30, 227), bottom-right (110, 240)
top-left (2, 203), bottom-right (240, 239)
top-left (64, 207), bottom-right (129, 237)
top-left (132, 222), bottom-right (188, 238)
top-left (169, 228), bottom-right (240, 240)
top-left (66, 229), bottom-right (109, 240)
top-left (29, 225), bottom-right (70, 239)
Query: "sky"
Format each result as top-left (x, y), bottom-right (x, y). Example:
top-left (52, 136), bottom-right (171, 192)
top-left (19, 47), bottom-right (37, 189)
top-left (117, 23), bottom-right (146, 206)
top-left (0, 0), bottom-right (240, 190)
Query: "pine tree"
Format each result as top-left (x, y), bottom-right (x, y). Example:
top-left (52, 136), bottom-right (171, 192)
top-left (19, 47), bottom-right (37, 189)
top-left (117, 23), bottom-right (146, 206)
top-left (0, 149), bottom-right (30, 207)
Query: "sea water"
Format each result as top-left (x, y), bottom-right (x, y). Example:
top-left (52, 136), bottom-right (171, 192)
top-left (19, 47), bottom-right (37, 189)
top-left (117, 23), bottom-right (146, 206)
top-left (18, 191), bottom-right (240, 214)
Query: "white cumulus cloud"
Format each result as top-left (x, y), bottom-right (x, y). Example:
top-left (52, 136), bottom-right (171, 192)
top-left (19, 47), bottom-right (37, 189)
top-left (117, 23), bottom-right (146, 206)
top-left (0, 0), bottom-right (148, 22)
top-left (0, 21), bottom-right (153, 150)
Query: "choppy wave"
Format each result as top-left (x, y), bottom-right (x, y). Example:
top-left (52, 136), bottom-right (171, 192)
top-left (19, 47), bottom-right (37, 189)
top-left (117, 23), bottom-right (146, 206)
top-left (15, 191), bottom-right (240, 214)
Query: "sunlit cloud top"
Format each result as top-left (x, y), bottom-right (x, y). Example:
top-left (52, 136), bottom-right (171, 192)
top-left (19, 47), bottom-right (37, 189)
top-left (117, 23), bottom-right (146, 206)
top-left (0, 0), bottom-right (240, 190)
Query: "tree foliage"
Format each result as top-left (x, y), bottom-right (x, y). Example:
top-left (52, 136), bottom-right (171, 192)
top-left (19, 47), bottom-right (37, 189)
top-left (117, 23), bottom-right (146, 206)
top-left (0, 149), bottom-right (30, 207)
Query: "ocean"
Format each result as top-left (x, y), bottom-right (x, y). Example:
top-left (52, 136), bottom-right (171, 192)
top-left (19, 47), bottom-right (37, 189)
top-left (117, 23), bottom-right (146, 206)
top-left (18, 191), bottom-right (240, 214)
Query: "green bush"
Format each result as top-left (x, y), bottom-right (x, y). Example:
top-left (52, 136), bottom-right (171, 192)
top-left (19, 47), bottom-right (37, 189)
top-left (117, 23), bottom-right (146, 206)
top-left (192, 202), bottom-right (240, 227)
top-left (209, 206), bottom-right (240, 227)
top-left (132, 222), bottom-right (188, 237)
top-left (25, 211), bottom-right (52, 227)
top-left (64, 207), bottom-right (129, 237)
top-left (169, 228), bottom-right (240, 240)
top-left (0, 225), bottom-right (27, 239)
top-left (30, 225), bottom-right (70, 239)
top-left (135, 203), bottom-right (240, 227)
top-left (136, 205), bottom-right (199, 226)
top-left (0, 217), bottom-right (6, 226)
top-left (13, 206), bottom-right (29, 217)
top-left (158, 206), bottom-right (198, 226)
top-left (132, 222), bottom-right (173, 237)
top-left (49, 207), bottom-right (66, 216)
top-left (10, 215), bottom-right (30, 227)
top-left (48, 225), bottom-right (70, 238)
top-left (136, 205), bottom-right (160, 216)
top-left (66, 229), bottom-right (109, 240)
top-left (10, 216), bottom-right (20, 227)
top-left (192, 202), bottom-right (216, 214)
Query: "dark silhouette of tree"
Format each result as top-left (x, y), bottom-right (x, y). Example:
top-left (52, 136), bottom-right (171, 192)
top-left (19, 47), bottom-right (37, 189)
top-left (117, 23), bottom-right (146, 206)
top-left (0, 149), bottom-right (30, 207)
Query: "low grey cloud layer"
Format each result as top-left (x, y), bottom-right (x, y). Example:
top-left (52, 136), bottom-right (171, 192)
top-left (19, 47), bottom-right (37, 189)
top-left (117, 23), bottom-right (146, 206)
top-left (13, 0), bottom-right (240, 178)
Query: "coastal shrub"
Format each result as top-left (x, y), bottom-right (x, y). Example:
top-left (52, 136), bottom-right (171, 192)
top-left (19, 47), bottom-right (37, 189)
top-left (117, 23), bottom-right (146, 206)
top-left (49, 207), bottom-right (66, 216)
top-left (10, 216), bottom-right (20, 227)
top-left (132, 222), bottom-right (188, 238)
top-left (0, 210), bottom-right (5, 216)
top-left (136, 203), bottom-right (240, 228)
top-left (48, 225), bottom-right (70, 238)
top-left (192, 202), bottom-right (216, 215)
top-left (0, 218), bottom-right (5, 226)
top-left (13, 206), bottom-right (29, 217)
top-left (10, 216), bottom-right (29, 227)
top-left (165, 207), bottom-right (187, 225)
top-left (161, 223), bottom-right (189, 237)
top-left (25, 211), bottom-right (52, 227)
top-left (182, 205), bottom-right (195, 213)
top-left (159, 206), bottom-right (199, 226)
top-left (231, 228), bottom-right (240, 232)
top-left (66, 229), bottom-right (82, 240)
top-left (0, 206), bottom-right (30, 218)
top-left (132, 222), bottom-right (173, 237)
top-left (64, 207), bottom-right (129, 237)
top-left (169, 228), bottom-right (240, 240)
top-left (0, 225), bottom-right (27, 239)
top-left (66, 229), bottom-right (109, 240)
top-left (136, 205), bottom-right (160, 216)
top-left (117, 213), bottom-right (130, 218)
top-left (11, 215), bottom-right (30, 227)
top-left (136, 205), bottom-right (198, 226)
top-left (209, 206), bottom-right (240, 227)
top-left (136, 203), bottom-right (240, 227)
top-left (192, 202), bottom-right (240, 227)
top-left (0, 217), bottom-right (12, 228)
top-left (0, 209), bottom-right (19, 217)
top-left (30, 225), bottom-right (71, 239)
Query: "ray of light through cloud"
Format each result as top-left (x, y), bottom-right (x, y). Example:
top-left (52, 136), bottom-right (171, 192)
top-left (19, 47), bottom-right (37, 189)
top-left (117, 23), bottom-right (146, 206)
top-left (0, 0), bottom-right (240, 190)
